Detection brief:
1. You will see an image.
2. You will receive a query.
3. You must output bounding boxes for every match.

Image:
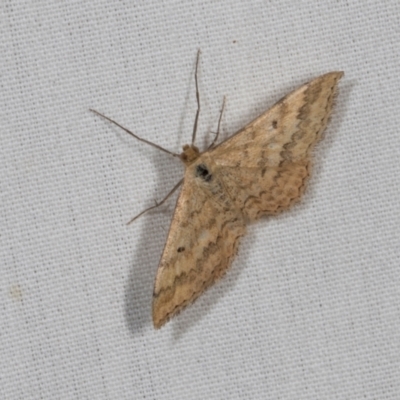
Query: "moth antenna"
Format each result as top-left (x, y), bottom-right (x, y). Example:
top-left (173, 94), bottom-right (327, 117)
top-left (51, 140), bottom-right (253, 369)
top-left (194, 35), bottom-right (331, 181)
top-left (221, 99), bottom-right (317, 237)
top-left (208, 96), bottom-right (226, 149)
top-left (191, 49), bottom-right (201, 145)
top-left (90, 109), bottom-right (180, 158)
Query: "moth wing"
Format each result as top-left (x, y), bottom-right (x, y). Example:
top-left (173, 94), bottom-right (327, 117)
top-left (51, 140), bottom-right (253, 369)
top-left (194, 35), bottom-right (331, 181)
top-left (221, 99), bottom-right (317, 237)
top-left (152, 168), bottom-right (246, 328)
top-left (210, 72), bottom-right (343, 220)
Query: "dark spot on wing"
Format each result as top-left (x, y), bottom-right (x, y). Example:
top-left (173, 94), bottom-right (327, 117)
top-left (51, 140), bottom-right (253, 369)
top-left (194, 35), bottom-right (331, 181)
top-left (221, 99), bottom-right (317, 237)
top-left (195, 164), bottom-right (212, 182)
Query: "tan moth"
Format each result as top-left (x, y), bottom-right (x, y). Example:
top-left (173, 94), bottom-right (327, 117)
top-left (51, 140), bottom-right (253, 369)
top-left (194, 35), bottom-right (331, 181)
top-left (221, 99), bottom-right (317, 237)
top-left (91, 51), bottom-right (343, 329)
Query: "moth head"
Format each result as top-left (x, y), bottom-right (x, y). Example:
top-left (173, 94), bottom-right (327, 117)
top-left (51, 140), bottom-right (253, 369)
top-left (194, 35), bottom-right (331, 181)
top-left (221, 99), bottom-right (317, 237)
top-left (180, 144), bottom-right (201, 166)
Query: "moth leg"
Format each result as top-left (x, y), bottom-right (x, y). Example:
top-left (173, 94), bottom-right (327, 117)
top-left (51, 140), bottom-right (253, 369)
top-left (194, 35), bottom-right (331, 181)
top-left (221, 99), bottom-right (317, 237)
top-left (191, 49), bottom-right (201, 145)
top-left (208, 96), bottom-right (226, 149)
top-left (127, 179), bottom-right (184, 224)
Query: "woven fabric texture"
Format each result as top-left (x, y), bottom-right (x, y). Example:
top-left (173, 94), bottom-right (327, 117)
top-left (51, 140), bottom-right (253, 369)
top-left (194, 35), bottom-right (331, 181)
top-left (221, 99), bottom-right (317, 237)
top-left (1, 1), bottom-right (399, 399)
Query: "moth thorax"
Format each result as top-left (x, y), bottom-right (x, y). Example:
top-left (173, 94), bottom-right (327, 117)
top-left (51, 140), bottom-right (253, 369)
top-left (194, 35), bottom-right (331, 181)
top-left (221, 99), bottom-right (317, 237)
top-left (180, 144), bottom-right (200, 166)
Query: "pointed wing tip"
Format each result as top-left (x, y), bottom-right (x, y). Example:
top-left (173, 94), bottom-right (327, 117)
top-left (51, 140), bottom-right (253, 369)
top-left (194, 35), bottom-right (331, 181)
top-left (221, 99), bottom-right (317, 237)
top-left (321, 71), bottom-right (344, 81)
top-left (152, 297), bottom-right (171, 329)
top-left (152, 314), bottom-right (164, 330)
top-left (153, 311), bottom-right (172, 329)
top-left (153, 320), bottom-right (163, 330)
top-left (333, 71), bottom-right (344, 80)
top-left (152, 300), bottom-right (162, 329)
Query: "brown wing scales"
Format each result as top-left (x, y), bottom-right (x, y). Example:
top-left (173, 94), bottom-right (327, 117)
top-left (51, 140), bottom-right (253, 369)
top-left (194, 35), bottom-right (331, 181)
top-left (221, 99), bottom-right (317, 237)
top-left (152, 72), bottom-right (343, 328)
top-left (152, 163), bottom-right (246, 328)
top-left (211, 72), bottom-right (343, 220)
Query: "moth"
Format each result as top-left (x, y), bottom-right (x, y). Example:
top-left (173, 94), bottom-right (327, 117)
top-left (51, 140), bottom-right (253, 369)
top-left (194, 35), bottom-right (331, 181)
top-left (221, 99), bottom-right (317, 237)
top-left (91, 52), bottom-right (343, 328)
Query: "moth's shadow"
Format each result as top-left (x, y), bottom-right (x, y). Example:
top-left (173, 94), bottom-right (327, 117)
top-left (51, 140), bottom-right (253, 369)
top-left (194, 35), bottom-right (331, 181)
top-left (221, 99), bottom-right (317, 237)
top-left (124, 150), bottom-right (183, 335)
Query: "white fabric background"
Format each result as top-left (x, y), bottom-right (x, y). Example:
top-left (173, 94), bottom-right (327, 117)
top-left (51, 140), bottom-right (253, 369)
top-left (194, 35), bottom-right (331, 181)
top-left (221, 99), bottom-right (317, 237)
top-left (1, 1), bottom-right (399, 399)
